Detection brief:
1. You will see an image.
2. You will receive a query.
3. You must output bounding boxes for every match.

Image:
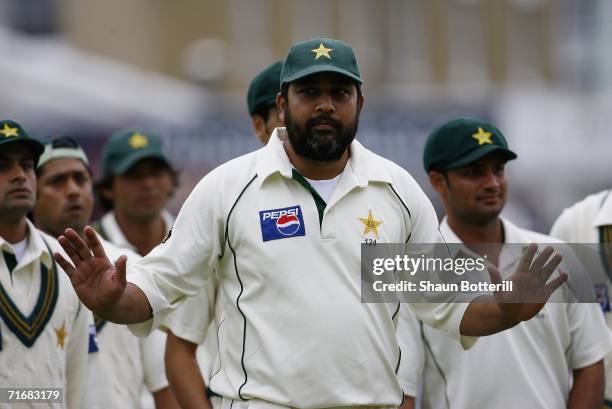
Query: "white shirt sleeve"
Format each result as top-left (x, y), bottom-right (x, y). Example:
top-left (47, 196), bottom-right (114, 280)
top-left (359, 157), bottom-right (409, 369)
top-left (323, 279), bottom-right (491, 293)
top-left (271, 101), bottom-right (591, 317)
top-left (402, 183), bottom-right (477, 349)
top-left (140, 329), bottom-right (170, 393)
top-left (568, 302), bottom-right (612, 369)
top-left (397, 305), bottom-right (424, 397)
top-left (65, 303), bottom-right (92, 409)
top-left (161, 278), bottom-right (217, 344)
top-left (127, 175), bottom-right (224, 336)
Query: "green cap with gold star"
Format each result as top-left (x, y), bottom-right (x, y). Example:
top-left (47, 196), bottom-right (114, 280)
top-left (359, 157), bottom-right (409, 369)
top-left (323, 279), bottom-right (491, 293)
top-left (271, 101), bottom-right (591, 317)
top-left (0, 119), bottom-right (44, 161)
top-left (247, 60), bottom-right (283, 116)
top-left (280, 38), bottom-right (363, 86)
top-left (423, 117), bottom-right (517, 172)
top-left (101, 129), bottom-right (172, 177)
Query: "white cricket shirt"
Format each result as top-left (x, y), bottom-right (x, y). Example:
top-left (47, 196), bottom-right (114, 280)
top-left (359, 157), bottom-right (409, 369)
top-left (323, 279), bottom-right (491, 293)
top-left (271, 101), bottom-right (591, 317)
top-left (0, 221), bottom-right (91, 409)
top-left (550, 189), bottom-right (612, 402)
top-left (128, 128), bottom-right (475, 408)
top-left (398, 217), bottom-right (612, 409)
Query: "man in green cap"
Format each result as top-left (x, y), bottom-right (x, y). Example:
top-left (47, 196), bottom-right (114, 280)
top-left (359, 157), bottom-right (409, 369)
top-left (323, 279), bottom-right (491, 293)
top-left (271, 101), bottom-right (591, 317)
top-left (247, 60), bottom-right (285, 145)
top-left (398, 117), bottom-right (610, 409)
top-left (57, 40), bottom-right (566, 408)
top-left (163, 62), bottom-right (286, 409)
top-left (0, 120), bottom-right (92, 408)
top-left (94, 129), bottom-right (178, 257)
top-left (33, 136), bottom-right (178, 409)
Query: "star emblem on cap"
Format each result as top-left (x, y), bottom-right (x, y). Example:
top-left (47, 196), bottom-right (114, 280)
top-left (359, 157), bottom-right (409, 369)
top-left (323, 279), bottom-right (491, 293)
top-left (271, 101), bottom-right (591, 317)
top-left (0, 123), bottom-right (19, 138)
top-left (54, 321), bottom-right (67, 349)
top-left (311, 43), bottom-right (333, 60)
top-left (359, 210), bottom-right (383, 238)
top-left (128, 133), bottom-right (148, 149)
top-left (472, 127), bottom-right (493, 146)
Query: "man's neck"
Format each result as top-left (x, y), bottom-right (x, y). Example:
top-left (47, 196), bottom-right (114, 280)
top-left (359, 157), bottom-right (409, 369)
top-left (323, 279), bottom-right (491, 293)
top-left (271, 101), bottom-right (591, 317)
top-left (282, 140), bottom-right (349, 180)
top-left (114, 210), bottom-right (167, 256)
top-left (0, 214), bottom-right (28, 244)
top-left (446, 215), bottom-right (504, 265)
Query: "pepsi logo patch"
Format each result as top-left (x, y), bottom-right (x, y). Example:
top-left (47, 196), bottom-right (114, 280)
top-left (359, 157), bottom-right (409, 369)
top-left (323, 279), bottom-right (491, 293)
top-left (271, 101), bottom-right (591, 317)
top-left (259, 205), bottom-right (306, 242)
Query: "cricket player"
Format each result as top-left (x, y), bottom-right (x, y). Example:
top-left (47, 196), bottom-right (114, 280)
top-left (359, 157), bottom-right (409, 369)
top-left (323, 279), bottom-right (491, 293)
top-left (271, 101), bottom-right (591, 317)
top-left (33, 136), bottom-right (175, 409)
top-left (398, 117), bottom-right (611, 409)
top-left (164, 60), bottom-right (284, 409)
top-left (93, 129), bottom-right (178, 257)
top-left (551, 188), bottom-right (612, 407)
top-left (56, 39), bottom-right (567, 408)
top-left (0, 120), bottom-right (90, 409)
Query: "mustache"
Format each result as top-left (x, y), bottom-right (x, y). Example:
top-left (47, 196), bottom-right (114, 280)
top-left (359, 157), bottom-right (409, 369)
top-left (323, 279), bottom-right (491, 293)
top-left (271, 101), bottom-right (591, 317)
top-left (306, 115), bottom-right (342, 131)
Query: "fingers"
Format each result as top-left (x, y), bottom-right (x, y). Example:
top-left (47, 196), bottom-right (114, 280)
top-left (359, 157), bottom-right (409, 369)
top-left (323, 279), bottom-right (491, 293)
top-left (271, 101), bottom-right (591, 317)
top-left (58, 234), bottom-right (83, 267)
top-left (516, 243), bottom-right (538, 274)
top-left (545, 272), bottom-right (568, 297)
top-left (84, 226), bottom-right (107, 259)
top-left (529, 245), bottom-right (554, 275)
top-left (63, 228), bottom-right (93, 261)
top-left (115, 255), bottom-right (128, 287)
top-left (53, 252), bottom-right (75, 278)
top-left (538, 253), bottom-right (563, 282)
top-left (487, 264), bottom-right (502, 285)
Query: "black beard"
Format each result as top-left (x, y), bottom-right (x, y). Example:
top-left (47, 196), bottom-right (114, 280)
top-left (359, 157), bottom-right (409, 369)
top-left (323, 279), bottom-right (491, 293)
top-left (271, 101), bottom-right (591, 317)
top-left (284, 109), bottom-right (359, 162)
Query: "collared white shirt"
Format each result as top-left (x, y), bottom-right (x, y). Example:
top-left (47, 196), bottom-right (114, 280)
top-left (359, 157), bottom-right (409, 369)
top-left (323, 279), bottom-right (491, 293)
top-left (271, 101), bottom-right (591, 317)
top-left (127, 128), bottom-right (474, 408)
top-left (398, 217), bottom-right (612, 409)
top-left (551, 189), bottom-right (612, 401)
top-left (98, 210), bottom-right (174, 254)
top-left (0, 220), bottom-right (91, 409)
top-left (95, 214), bottom-right (173, 408)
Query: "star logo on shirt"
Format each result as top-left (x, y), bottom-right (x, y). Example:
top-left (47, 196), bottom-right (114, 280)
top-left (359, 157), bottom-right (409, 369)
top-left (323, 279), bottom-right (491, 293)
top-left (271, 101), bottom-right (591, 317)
top-left (55, 321), bottom-right (67, 349)
top-left (472, 127), bottom-right (493, 146)
top-left (311, 43), bottom-right (333, 60)
top-left (0, 123), bottom-right (19, 138)
top-left (359, 210), bottom-right (383, 238)
top-left (128, 133), bottom-right (148, 149)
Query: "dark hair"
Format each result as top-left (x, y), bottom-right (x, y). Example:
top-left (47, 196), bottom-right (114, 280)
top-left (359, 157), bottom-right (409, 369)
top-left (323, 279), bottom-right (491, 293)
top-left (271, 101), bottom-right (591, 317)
top-left (252, 105), bottom-right (273, 122)
top-left (94, 161), bottom-right (180, 212)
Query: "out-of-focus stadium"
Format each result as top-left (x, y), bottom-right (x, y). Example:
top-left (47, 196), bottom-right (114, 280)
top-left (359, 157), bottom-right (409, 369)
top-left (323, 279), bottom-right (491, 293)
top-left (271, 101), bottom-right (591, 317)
top-left (1, 0), bottom-right (610, 231)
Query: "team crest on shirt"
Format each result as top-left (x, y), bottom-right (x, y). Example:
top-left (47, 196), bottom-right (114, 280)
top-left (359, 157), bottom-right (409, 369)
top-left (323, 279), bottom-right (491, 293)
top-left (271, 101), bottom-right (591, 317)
top-left (595, 284), bottom-right (611, 313)
top-left (259, 205), bottom-right (305, 242)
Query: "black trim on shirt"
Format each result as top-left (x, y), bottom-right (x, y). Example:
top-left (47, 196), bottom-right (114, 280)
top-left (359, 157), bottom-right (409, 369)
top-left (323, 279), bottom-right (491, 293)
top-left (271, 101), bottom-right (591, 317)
top-left (225, 174), bottom-right (258, 400)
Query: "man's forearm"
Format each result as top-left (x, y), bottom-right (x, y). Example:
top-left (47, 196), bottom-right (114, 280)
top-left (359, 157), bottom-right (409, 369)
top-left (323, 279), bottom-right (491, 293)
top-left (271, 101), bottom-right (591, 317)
top-left (460, 296), bottom-right (520, 336)
top-left (97, 283), bottom-right (153, 324)
top-left (568, 361), bottom-right (605, 409)
top-left (165, 331), bottom-right (211, 409)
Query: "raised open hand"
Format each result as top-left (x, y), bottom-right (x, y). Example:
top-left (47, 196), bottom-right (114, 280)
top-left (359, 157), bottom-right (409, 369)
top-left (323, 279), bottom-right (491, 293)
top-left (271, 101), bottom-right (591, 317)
top-left (54, 226), bottom-right (128, 316)
top-left (488, 243), bottom-right (567, 323)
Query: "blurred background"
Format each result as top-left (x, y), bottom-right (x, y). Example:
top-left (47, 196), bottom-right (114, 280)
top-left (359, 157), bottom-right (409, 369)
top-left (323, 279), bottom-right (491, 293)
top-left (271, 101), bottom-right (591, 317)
top-left (0, 0), bottom-right (610, 232)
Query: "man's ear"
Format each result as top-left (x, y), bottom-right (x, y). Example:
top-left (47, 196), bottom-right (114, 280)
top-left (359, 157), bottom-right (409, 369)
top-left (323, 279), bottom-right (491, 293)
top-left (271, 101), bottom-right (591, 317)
top-left (428, 170), bottom-right (448, 196)
top-left (251, 115), bottom-right (268, 145)
top-left (276, 93), bottom-right (287, 122)
top-left (357, 93), bottom-right (365, 113)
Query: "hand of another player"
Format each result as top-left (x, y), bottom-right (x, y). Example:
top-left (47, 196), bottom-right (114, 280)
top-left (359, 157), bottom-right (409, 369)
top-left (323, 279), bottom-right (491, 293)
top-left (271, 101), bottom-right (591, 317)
top-left (488, 243), bottom-right (567, 324)
top-left (54, 226), bottom-right (128, 316)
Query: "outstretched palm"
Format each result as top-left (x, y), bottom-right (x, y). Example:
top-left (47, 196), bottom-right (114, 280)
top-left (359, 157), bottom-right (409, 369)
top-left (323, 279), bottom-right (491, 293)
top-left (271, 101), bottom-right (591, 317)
top-left (488, 243), bottom-right (567, 323)
top-left (54, 227), bottom-right (128, 316)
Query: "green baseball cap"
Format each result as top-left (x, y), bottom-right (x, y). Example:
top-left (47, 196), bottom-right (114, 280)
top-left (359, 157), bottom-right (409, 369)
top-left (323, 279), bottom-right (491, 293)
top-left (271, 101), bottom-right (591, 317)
top-left (423, 117), bottom-right (517, 172)
top-left (0, 119), bottom-right (44, 161)
top-left (101, 129), bottom-right (171, 177)
top-left (247, 60), bottom-right (283, 116)
top-left (280, 38), bottom-right (363, 86)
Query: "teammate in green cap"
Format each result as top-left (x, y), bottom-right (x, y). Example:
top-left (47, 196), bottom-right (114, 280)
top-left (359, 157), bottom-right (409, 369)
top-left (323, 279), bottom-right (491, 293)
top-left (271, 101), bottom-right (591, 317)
top-left (0, 120), bottom-right (93, 408)
top-left (247, 60), bottom-right (285, 145)
top-left (56, 39), bottom-right (567, 408)
top-left (93, 129), bottom-right (180, 408)
top-left (398, 117), bottom-right (610, 409)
